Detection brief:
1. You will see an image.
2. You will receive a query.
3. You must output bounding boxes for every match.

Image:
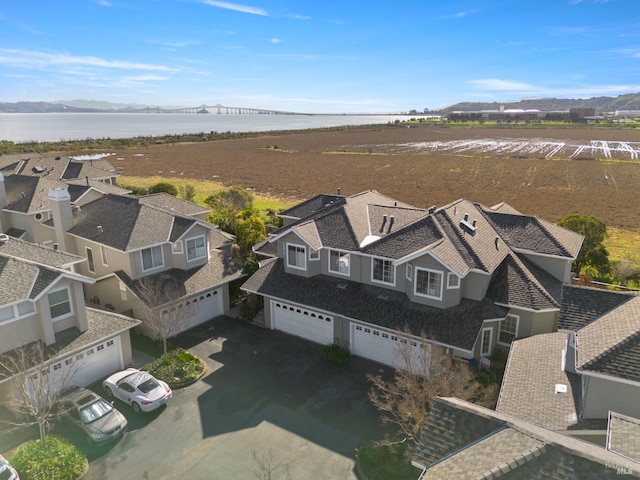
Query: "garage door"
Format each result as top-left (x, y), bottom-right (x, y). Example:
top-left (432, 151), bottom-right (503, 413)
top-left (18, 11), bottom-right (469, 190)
top-left (181, 289), bottom-right (225, 331)
top-left (26, 336), bottom-right (124, 400)
top-left (270, 301), bottom-right (334, 345)
top-left (351, 323), bottom-right (429, 374)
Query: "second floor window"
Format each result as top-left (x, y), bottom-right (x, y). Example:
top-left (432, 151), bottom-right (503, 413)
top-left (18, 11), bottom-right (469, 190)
top-left (415, 268), bottom-right (443, 300)
top-left (141, 245), bottom-right (164, 271)
top-left (287, 244), bottom-right (306, 270)
top-left (85, 247), bottom-right (95, 273)
top-left (329, 250), bottom-right (350, 275)
top-left (48, 288), bottom-right (71, 320)
top-left (499, 314), bottom-right (519, 345)
top-left (186, 236), bottom-right (206, 261)
top-left (372, 258), bottom-right (394, 285)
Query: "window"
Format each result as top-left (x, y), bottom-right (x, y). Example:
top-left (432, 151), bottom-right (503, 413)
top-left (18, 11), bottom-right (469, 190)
top-left (499, 314), bottom-right (519, 345)
top-left (372, 258), bottom-right (395, 285)
top-left (309, 248), bottom-right (319, 260)
top-left (85, 247), bottom-right (95, 273)
top-left (0, 306), bottom-right (14, 322)
top-left (329, 250), bottom-right (350, 276)
top-left (141, 245), bottom-right (164, 271)
top-left (447, 273), bottom-right (460, 289)
top-left (287, 243), bottom-right (306, 270)
top-left (406, 263), bottom-right (413, 281)
top-left (186, 236), bottom-right (206, 261)
top-left (100, 245), bottom-right (108, 266)
top-left (415, 268), bottom-right (443, 299)
top-left (172, 241), bottom-right (183, 254)
top-left (481, 328), bottom-right (492, 356)
top-left (17, 301), bottom-right (35, 316)
top-left (0, 301), bottom-right (36, 324)
top-left (48, 288), bottom-right (71, 320)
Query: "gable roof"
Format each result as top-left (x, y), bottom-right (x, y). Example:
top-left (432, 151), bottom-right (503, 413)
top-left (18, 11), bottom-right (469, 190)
top-left (59, 194), bottom-right (212, 252)
top-left (414, 397), bottom-right (640, 478)
top-left (608, 411), bottom-right (640, 463)
top-left (242, 258), bottom-right (507, 353)
top-left (0, 236), bottom-right (83, 268)
top-left (138, 193), bottom-right (211, 217)
top-left (279, 193), bottom-right (344, 219)
top-left (577, 296), bottom-right (640, 381)
top-left (559, 285), bottom-right (635, 332)
top-left (0, 154), bottom-right (117, 182)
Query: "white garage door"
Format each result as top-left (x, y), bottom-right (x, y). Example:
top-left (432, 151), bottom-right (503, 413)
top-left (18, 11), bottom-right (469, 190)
top-left (183, 289), bottom-right (225, 330)
top-left (27, 336), bottom-right (124, 400)
top-left (270, 301), bottom-right (334, 345)
top-left (351, 323), bottom-right (429, 374)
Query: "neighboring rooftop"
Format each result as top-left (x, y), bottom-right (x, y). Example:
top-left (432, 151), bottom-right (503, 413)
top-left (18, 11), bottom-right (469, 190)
top-left (608, 412), bottom-right (640, 463)
top-left (559, 285), bottom-right (635, 332)
top-left (0, 235), bottom-right (84, 268)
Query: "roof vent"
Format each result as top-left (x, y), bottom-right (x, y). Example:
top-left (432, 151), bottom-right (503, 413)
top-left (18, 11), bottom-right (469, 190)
top-left (460, 216), bottom-right (476, 235)
top-left (377, 294), bottom-right (389, 301)
top-left (0, 233), bottom-right (8, 245)
top-left (428, 205), bottom-right (436, 214)
top-left (20, 192), bottom-right (25, 198)
top-left (97, 225), bottom-right (103, 234)
top-left (379, 215), bottom-right (387, 233)
top-left (463, 213), bottom-right (469, 221)
top-left (53, 243), bottom-right (59, 251)
top-left (337, 187), bottom-right (341, 195)
top-left (495, 237), bottom-right (500, 249)
top-left (387, 215), bottom-right (395, 234)
top-left (336, 283), bottom-right (348, 290)
top-left (555, 384), bottom-right (567, 394)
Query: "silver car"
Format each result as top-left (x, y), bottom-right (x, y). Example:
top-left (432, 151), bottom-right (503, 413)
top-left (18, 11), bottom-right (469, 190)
top-left (58, 386), bottom-right (127, 445)
top-left (102, 368), bottom-right (172, 413)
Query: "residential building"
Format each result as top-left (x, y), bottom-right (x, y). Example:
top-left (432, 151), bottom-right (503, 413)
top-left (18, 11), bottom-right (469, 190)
top-left (0, 235), bottom-right (139, 400)
top-left (242, 190), bottom-right (583, 369)
top-left (413, 397), bottom-right (640, 478)
top-left (498, 285), bottom-right (640, 431)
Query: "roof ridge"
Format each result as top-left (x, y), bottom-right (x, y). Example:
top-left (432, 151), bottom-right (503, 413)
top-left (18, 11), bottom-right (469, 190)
top-left (582, 325), bottom-right (640, 371)
top-left (535, 218), bottom-right (572, 257)
top-left (511, 253), bottom-right (561, 308)
top-left (435, 209), bottom-right (487, 271)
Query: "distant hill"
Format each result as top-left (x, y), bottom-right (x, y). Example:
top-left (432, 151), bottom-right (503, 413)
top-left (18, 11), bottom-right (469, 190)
top-left (439, 92), bottom-right (640, 113)
top-left (0, 101), bottom-right (102, 113)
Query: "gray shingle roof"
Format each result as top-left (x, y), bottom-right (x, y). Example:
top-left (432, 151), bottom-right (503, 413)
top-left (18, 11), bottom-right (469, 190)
top-left (0, 236), bottom-right (83, 268)
top-left (65, 194), bottom-right (203, 251)
top-left (138, 193), bottom-right (211, 217)
top-left (577, 296), bottom-right (640, 377)
top-left (414, 397), bottom-right (640, 479)
top-left (486, 253), bottom-right (561, 310)
top-left (608, 412), bottom-right (640, 463)
top-left (559, 285), bottom-right (634, 332)
top-left (361, 215), bottom-right (443, 259)
top-left (242, 258), bottom-right (507, 352)
top-left (279, 193), bottom-right (344, 218)
top-left (497, 332), bottom-right (584, 431)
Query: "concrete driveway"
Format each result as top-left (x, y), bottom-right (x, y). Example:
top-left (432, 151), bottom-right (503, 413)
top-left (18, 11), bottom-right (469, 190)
top-left (77, 317), bottom-right (392, 480)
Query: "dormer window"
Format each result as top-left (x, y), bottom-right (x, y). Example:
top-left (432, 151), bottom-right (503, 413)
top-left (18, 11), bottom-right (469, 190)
top-left (372, 257), bottom-right (395, 285)
top-left (141, 245), bottom-right (164, 271)
top-left (186, 235), bottom-right (206, 261)
top-left (48, 288), bottom-right (72, 320)
top-left (329, 250), bottom-right (350, 276)
top-left (287, 243), bottom-right (307, 270)
top-left (415, 267), bottom-right (443, 300)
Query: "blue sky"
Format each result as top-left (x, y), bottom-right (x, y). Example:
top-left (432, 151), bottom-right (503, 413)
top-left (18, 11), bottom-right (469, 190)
top-left (1, 1), bottom-right (639, 112)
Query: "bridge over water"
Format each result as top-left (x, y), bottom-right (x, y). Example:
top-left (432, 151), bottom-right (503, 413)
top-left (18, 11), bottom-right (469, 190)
top-left (139, 104), bottom-right (311, 115)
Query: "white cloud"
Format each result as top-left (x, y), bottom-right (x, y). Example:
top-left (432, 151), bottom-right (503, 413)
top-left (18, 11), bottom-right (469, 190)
top-left (270, 38), bottom-right (281, 44)
top-left (468, 79), bottom-right (539, 91)
top-left (0, 49), bottom-right (179, 72)
top-left (468, 78), bottom-right (640, 98)
top-left (146, 39), bottom-right (201, 48)
top-left (199, 1), bottom-right (268, 16)
top-left (439, 10), bottom-right (478, 20)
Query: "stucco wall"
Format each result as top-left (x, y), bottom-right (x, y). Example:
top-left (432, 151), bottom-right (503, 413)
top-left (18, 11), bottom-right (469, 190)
top-left (582, 375), bottom-right (640, 420)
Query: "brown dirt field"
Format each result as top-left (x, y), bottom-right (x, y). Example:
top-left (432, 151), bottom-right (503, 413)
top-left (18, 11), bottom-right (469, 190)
top-left (111, 125), bottom-right (640, 229)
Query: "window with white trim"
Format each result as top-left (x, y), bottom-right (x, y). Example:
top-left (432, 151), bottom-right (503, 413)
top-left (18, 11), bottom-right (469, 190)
top-left (0, 301), bottom-right (36, 324)
top-left (141, 245), bottom-right (164, 271)
top-left (406, 263), bottom-right (412, 281)
top-left (48, 288), bottom-right (72, 320)
top-left (186, 236), bottom-right (206, 261)
top-left (286, 243), bottom-right (307, 270)
top-left (499, 314), bottom-right (519, 345)
top-left (480, 327), bottom-right (492, 356)
top-left (100, 245), bottom-right (108, 266)
top-left (329, 250), bottom-right (350, 276)
top-left (447, 272), bottom-right (460, 289)
top-left (85, 247), bottom-right (95, 273)
top-left (172, 241), bottom-right (183, 254)
top-left (372, 258), bottom-right (395, 285)
top-left (415, 268), bottom-right (443, 300)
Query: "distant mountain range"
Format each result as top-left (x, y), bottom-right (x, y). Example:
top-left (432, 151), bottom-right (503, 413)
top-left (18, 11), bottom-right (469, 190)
top-left (1, 93), bottom-right (640, 114)
top-left (439, 92), bottom-right (640, 113)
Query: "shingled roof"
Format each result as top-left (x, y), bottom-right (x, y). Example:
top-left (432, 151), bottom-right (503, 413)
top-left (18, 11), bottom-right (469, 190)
top-left (0, 236), bottom-right (83, 268)
top-left (414, 397), bottom-right (640, 479)
top-left (559, 285), bottom-right (635, 332)
top-left (242, 258), bottom-right (506, 352)
top-left (608, 412), bottom-right (640, 463)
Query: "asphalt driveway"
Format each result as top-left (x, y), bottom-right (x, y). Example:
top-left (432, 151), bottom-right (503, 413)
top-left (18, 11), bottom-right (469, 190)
top-left (78, 317), bottom-right (392, 479)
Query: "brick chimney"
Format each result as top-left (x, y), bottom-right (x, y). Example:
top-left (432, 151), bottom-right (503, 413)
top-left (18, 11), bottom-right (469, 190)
top-left (48, 188), bottom-right (73, 252)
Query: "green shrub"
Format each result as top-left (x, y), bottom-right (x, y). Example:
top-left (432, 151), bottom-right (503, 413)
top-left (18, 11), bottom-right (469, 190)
top-left (356, 443), bottom-right (419, 480)
top-left (148, 181), bottom-right (178, 196)
top-left (321, 344), bottom-right (351, 364)
top-left (10, 435), bottom-right (87, 480)
top-left (143, 348), bottom-right (205, 388)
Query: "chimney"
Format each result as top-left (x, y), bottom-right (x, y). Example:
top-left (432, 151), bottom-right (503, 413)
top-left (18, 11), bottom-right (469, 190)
top-left (387, 215), bottom-right (395, 233)
top-left (379, 214), bottom-right (387, 233)
top-left (85, 176), bottom-right (90, 186)
top-left (337, 187), bottom-right (341, 195)
top-left (48, 188), bottom-right (73, 252)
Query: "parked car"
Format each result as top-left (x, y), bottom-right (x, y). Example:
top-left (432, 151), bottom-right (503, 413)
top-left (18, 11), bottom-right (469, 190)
top-left (102, 368), bottom-right (172, 413)
top-left (58, 386), bottom-right (127, 445)
top-left (0, 454), bottom-right (19, 480)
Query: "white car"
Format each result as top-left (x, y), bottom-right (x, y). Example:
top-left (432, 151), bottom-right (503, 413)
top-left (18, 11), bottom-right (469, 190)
top-left (0, 454), bottom-right (19, 480)
top-left (102, 368), bottom-right (172, 413)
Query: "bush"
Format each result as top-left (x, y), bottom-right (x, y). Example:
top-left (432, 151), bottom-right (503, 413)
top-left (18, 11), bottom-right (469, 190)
top-left (356, 443), bottom-right (419, 480)
top-left (321, 344), bottom-right (351, 364)
top-left (143, 348), bottom-right (205, 388)
top-left (148, 181), bottom-right (178, 196)
top-left (10, 435), bottom-right (87, 480)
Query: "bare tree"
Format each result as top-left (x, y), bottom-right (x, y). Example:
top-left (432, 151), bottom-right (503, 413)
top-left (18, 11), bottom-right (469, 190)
top-left (0, 342), bottom-right (77, 447)
top-left (367, 330), bottom-right (479, 448)
top-left (135, 275), bottom-right (195, 356)
top-left (252, 449), bottom-right (292, 480)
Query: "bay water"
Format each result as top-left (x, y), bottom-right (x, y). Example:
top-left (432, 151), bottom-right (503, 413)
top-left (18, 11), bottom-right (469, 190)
top-left (0, 112), bottom-right (413, 144)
